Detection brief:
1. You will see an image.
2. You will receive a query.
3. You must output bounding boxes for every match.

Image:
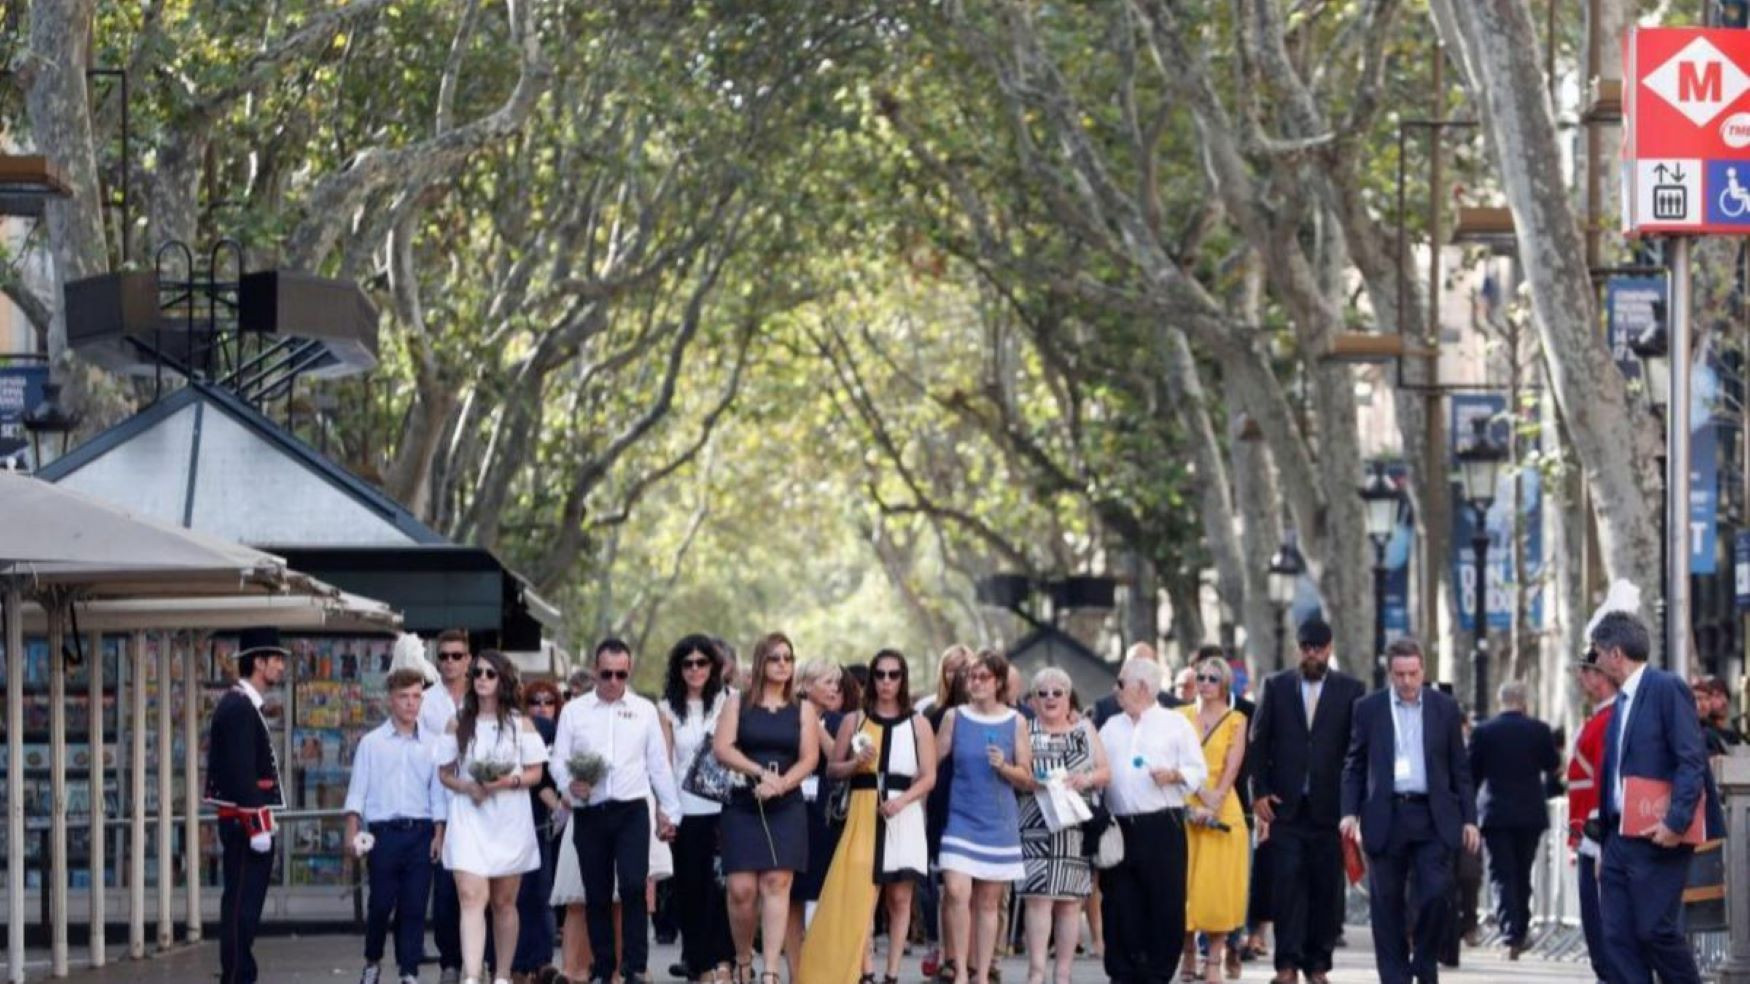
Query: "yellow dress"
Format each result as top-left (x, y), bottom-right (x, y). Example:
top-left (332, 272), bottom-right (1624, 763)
top-left (798, 713), bottom-right (927, 984)
top-left (1181, 705), bottom-right (1249, 933)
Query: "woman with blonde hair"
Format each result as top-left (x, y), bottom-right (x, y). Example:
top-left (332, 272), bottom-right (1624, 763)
top-left (1178, 655), bottom-right (1248, 983)
top-left (714, 633), bottom-right (821, 982)
top-left (790, 658), bottom-right (848, 974)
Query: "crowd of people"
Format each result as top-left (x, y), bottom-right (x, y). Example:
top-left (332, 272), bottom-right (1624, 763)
top-left (202, 596), bottom-right (1734, 984)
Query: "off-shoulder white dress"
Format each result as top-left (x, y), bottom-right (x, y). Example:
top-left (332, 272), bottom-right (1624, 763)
top-left (433, 713), bottom-right (547, 877)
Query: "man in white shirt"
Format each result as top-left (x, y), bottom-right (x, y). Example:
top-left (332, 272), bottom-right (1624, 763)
top-left (1098, 655), bottom-right (1208, 984)
top-left (551, 638), bottom-right (682, 984)
top-left (420, 629), bottom-right (472, 984)
top-left (344, 668), bottom-right (448, 984)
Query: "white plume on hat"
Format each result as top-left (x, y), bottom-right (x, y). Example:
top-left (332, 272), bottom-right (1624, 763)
top-left (1584, 579), bottom-right (1643, 639)
top-left (390, 632), bottom-right (440, 685)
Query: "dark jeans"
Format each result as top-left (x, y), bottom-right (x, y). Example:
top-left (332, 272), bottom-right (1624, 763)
top-left (1268, 817), bottom-right (1343, 974)
top-left (218, 819), bottom-right (274, 984)
top-left (1483, 826), bottom-right (1542, 945)
top-left (364, 821), bottom-right (436, 976)
top-left (430, 858), bottom-right (462, 971)
top-left (1100, 809), bottom-right (1186, 983)
top-left (1366, 799), bottom-right (1454, 984)
top-left (576, 799), bottom-right (652, 980)
top-left (1599, 832), bottom-right (1700, 984)
top-left (674, 814), bottom-right (733, 975)
top-left (498, 826), bottom-right (556, 973)
top-left (1577, 851), bottom-right (1610, 982)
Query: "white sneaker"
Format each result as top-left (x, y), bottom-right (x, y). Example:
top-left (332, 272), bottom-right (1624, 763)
top-left (359, 964), bottom-right (381, 984)
top-left (399, 976), bottom-right (419, 984)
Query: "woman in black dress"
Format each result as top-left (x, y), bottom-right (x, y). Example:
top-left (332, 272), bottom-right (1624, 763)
top-left (714, 632), bottom-right (821, 983)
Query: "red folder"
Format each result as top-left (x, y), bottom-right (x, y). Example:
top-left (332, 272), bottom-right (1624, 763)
top-left (1341, 835), bottom-right (1366, 885)
top-left (1621, 776), bottom-right (1707, 844)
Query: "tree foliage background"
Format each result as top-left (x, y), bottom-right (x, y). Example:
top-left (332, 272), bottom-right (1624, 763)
top-left (7, 0), bottom-right (1683, 705)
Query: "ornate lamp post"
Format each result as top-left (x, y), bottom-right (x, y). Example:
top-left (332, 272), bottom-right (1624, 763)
top-left (1456, 416), bottom-right (1507, 716)
top-left (1360, 461), bottom-right (1407, 689)
top-left (1267, 532), bottom-right (1306, 668)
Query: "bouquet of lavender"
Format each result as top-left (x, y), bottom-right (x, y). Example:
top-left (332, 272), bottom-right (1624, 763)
top-left (467, 758), bottom-right (513, 785)
top-left (566, 750), bottom-right (609, 787)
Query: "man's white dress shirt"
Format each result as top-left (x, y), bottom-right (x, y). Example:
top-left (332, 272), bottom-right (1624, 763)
top-left (551, 690), bottom-right (682, 820)
top-left (1099, 704), bottom-right (1208, 816)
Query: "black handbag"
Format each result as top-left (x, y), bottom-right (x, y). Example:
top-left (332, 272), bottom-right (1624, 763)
top-left (681, 735), bottom-right (735, 805)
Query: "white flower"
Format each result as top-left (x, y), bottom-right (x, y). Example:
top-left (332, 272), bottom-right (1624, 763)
top-left (352, 832), bottom-right (376, 856)
top-left (851, 733), bottom-right (875, 757)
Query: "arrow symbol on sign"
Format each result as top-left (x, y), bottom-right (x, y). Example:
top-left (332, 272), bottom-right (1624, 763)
top-left (1672, 163), bottom-right (1689, 181)
top-left (1657, 163), bottom-right (1674, 181)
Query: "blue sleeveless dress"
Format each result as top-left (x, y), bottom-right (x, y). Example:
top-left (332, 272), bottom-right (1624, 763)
top-left (938, 706), bottom-right (1024, 880)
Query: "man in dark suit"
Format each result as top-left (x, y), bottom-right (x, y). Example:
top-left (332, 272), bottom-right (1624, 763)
top-left (1089, 642), bottom-right (1181, 730)
top-left (205, 627), bottom-right (288, 984)
top-left (1247, 617), bottom-right (1365, 984)
top-left (1341, 637), bottom-right (1479, 984)
top-left (1467, 679), bottom-right (1558, 957)
top-left (1593, 611), bottom-right (1726, 984)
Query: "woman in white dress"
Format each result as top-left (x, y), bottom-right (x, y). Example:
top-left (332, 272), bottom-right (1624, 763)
top-left (435, 649), bottom-right (548, 984)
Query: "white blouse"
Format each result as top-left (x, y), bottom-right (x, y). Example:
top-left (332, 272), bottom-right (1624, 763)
top-left (660, 694), bottom-right (725, 816)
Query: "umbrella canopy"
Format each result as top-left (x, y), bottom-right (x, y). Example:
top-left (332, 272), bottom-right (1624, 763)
top-left (14, 589), bottom-right (399, 633)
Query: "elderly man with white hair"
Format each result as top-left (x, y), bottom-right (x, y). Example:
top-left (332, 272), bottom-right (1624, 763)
top-left (1467, 677), bottom-right (1558, 959)
top-left (1097, 655), bottom-right (1208, 983)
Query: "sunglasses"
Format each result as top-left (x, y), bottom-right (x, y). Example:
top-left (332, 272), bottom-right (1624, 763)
top-left (967, 670), bottom-right (995, 683)
top-left (1298, 643), bottom-right (1326, 653)
top-left (469, 667), bottom-right (498, 681)
top-left (873, 668), bottom-right (903, 681)
top-left (767, 652), bottom-right (795, 664)
top-left (529, 696), bottom-right (556, 706)
top-left (438, 651), bottom-right (469, 662)
top-left (681, 657), bottom-right (713, 670)
top-left (598, 669), bottom-right (630, 681)
top-left (1035, 688), bottom-right (1065, 700)
top-left (1196, 674), bottom-right (1224, 685)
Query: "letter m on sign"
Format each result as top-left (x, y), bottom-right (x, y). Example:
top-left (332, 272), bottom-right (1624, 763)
top-left (1682, 60), bottom-right (1724, 102)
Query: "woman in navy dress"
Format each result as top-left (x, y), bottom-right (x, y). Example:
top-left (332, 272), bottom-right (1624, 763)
top-left (935, 649), bottom-right (1031, 984)
top-left (714, 632), bottom-right (820, 983)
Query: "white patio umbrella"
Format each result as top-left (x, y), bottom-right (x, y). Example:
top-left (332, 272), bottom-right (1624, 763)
top-left (0, 471), bottom-right (385, 981)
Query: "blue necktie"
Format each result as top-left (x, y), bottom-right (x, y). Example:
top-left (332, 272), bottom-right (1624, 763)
top-left (1600, 703), bottom-right (1623, 819)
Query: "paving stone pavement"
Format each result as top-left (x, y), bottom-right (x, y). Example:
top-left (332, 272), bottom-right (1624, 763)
top-left (26, 924), bottom-right (1608, 982)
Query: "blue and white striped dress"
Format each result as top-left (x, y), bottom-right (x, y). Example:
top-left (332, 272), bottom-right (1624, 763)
top-left (939, 706), bottom-right (1024, 881)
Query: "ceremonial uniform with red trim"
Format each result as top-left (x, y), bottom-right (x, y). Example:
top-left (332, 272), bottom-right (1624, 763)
top-left (205, 680), bottom-right (284, 984)
top-left (1566, 695), bottom-right (1615, 984)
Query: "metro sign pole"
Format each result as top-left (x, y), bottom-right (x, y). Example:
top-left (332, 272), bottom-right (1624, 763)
top-left (1620, 27), bottom-right (1750, 676)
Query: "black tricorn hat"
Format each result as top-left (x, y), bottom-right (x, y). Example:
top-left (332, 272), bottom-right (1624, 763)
top-left (236, 626), bottom-right (290, 659)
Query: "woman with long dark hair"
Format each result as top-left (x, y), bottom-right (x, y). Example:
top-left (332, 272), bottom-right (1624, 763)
top-left (433, 650), bottom-right (547, 984)
top-left (659, 634), bottom-right (735, 983)
top-left (714, 632), bottom-right (821, 983)
top-left (800, 649), bottom-right (937, 984)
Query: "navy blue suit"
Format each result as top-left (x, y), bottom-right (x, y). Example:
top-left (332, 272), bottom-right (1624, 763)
top-left (1598, 664), bottom-right (1726, 984)
top-left (1342, 686), bottom-right (1475, 984)
top-left (1468, 710), bottom-right (1558, 946)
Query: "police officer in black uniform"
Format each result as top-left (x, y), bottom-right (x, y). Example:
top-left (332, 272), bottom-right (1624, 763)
top-left (205, 627), bottom-right (288, 984)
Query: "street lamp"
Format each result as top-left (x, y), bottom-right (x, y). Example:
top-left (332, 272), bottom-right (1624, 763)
top-left (1360, 460), bottom-right (1406, 689)
top-left (1267, 531), bottom-right (1305, 667)
top-left (1456, 415), bottom-right (1507, 716)
top-left (22, 382), bottom-right (81, 469)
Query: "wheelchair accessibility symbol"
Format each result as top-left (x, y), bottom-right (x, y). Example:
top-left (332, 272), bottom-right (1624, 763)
top-left (1722, 167), bottom-right (1750, 218)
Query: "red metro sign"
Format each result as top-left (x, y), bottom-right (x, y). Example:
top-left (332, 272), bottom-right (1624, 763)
top-left (1624, 27), bottom-right (1750, 234)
